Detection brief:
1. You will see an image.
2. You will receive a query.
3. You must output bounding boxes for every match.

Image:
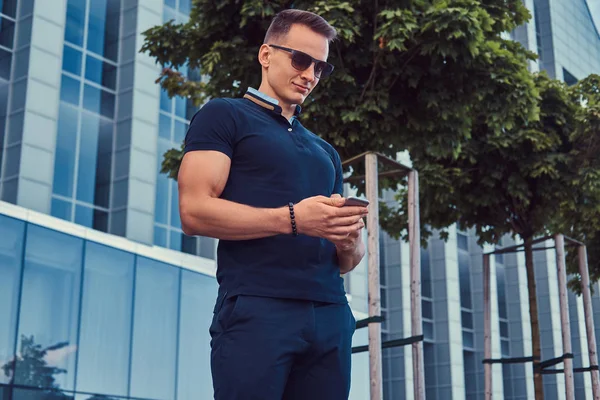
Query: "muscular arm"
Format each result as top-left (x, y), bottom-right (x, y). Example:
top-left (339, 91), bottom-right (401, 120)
top-left (178, 150), bottom-right (291, 240)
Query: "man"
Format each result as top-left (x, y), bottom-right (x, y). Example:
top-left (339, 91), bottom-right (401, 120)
top-left (178, 9), bottom-right (368, 400)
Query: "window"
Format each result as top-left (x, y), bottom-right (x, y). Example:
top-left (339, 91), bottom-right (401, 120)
top-left (421, 246), bottom-right (434, 341)
top-left (53, 0), bottom-right (120, 232)
top-left (0, 0), bottom-right (17, 175)
top-left (75, 242), bottom-right (134, 396)
top-left (563, 68), bottom-right (578, 86)
top-left (129, 257), bottom-right (179, 399)
top-left (463, 350), bottom-right (478, 398)
top-left (0, 215), bottom-right (25, 385)
top-left (153, 8), bottom-right (213, 257)
top-left (533, 2), bottom-right (544, 69)
top-left (0, 0), bottom-right (18, 18)
top-left (424, 343), bottom-right (437, 399)
top-left (457, 232), bottom-right (468, 251)
top-left (177, 270), bottom-right (218, 400)
top-left (14, 225), bottom-right (84, 391)
top-left (459, 251), bottom-right (472, 309)
top-left (421, 247), bottom-right (432, 298)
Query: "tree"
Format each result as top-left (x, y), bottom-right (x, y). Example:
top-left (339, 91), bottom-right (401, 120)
top-left (556, 74), bottom-right (600, 291)
top-left (141, 0), bottom-right (538, 181)
top-left (382, 72), bottom-right (600, 399)
top-left (139, 1), bottom-right (594, 398)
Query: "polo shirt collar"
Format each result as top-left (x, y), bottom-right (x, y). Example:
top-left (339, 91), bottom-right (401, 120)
top-left (244, 87), bottom-right (302, 119)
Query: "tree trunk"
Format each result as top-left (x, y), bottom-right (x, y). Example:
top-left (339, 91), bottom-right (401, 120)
top-left (524, 236), bottom-right (544, 400)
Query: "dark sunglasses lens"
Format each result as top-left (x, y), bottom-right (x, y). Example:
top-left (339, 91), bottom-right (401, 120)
top-left (315, 62), bottom-right (334, 78)
top-left (291, 51), bottom-right (313, 71)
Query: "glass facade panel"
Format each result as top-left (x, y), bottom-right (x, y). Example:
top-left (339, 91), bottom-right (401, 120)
top-left (0, 17), bottom-right (15, 48)
top-left (53, 104), bottom-right (79, 197)
top-left (424, 343), bottom-right (436, 398)
top-left (496, 263), bottom-right (507, 319)
top-left (160, 88), bottom-right (171, 112)
top-left (179, 0), bottom-right (192, 15)
top-left (181, 234), bottom-right (196, 255)
top-left (421, 248), bottom-right (431, 298)
top-left (177, 270), bottom-right (217, 400)
top-left (62, 46), bottom-right (82, 76)
top-left (169, 230), bottom-right (182, 252)
top-left (84, 56), bottom-right (116, 90)
top-left (60, 76), bottom-right (81, 106)
top-left (12, 388), bottom-right (74, 400)
top-left (94, 121), bottom-right (112, 209)
top-left (74, 204), bottom-right (93, 228)
top-left (159, 114), bottom-right (171, 139)
top-left (15, 225), bottom-right (83, 391)
top-left (0, 0), bottom-right (17, 18)
top-left (457, 233), bottom-right (468, 251)
top-left (0, 48), bottom-right (11, 80)
top-left (76, 242), bottom-right (133, 396)
top-left (154, 142), bottom-right (170, 225)
top-left (170, 180), bottom-right (181, 228)
top-left (65, 0), bottom-right (86, 46)
top-left (422, 299), bottom-right (433, 319)
top-left (458, 251), bottom-right (472, 309)
top-left (199, 237), bottom-right (215, 259)
top-left (154, 225), bottom-right (167, 247)
top-left (87, 0), bottom-right (108, 56)
top-left (464, 350), bottom-right (477, 397)
top-left (0, 216), bottom-right (25, 385)
top-left (462, 331), bottom-right (474, 348)
top-left (0, 218), bottom-right (222, 399)
top-left (129, 257), bottom-right (179, 400)
top-left (173, 120), bottom-right (187, 144)
top-left (82, 85), bottom-right (114, 118)
top-left (423, 321), bottom-right (434, 340)
top-left (461, 310), bottom-right (473, 330)
top-left (76, 114), bottom-right (100, 204)
top-left (51, 198), bottom-right (72, 221)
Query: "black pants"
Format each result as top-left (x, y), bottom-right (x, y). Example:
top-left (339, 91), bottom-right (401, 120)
top-left (210, 294), bottom-right (356, 400)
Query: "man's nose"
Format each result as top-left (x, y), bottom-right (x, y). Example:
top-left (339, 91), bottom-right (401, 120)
top-left (299, 63), bottom-right (317, 82)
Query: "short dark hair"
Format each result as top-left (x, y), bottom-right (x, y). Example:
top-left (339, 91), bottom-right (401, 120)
top-left (264, 9), bottom-right (337, 44)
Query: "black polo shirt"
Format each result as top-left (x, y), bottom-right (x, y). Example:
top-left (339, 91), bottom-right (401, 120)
top-left (184, 88), bottom-right (347, 304)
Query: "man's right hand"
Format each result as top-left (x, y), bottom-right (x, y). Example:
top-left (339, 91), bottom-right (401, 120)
top-left (293, 195), bottom-right (368, 242)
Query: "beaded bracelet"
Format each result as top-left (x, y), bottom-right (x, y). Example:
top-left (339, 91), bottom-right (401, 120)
top-left (288, 202), bottom-right (298, 236)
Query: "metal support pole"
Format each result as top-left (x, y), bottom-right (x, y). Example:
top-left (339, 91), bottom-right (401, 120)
top-left (483, 253), bottom-right (492, 400)
top-left (578, 245), bottom-right (600, 399)
top-left (408, 170), bottom-right (425, 400)
top-left (365, 152), bottom-right (383, 400)
top-left (555, 234), bottom-right (575, 399)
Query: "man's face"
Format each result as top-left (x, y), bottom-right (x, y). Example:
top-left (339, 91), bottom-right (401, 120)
top-left (263, 24), bottom-right (329, 106)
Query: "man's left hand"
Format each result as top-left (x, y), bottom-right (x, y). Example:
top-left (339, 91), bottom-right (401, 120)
top-left (329, 194), bottom-right (367, 273)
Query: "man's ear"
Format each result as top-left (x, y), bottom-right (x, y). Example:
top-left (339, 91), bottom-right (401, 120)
top-left (258, 44), bottom-right (271, 68)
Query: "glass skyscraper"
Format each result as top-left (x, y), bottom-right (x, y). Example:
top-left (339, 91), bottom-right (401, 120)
top-left (0, 0), bottom-right (599, 399)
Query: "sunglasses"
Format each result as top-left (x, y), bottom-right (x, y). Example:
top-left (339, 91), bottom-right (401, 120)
top-left (268, 44), bottom-right (334, 79)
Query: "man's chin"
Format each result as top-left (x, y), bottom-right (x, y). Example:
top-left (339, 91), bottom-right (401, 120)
top-left (288, 94), bottom-right (306, 105)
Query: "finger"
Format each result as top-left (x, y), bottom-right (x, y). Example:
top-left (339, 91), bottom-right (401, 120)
top-left (330, 215), bottom-right (364, 227)
top-left (334, 206), bottom-right (369, 217)
top-left (330, 234), bottom-right (352, 243)
top-left (329, 221), bottom-right (364, 235)
top-left (330, 193), bottom-right (342, 199)
top-left (323, 196), bottom-right (345, 207)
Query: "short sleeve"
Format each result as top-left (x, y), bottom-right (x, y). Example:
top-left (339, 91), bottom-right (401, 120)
top-left (332, 148), bottom-right (344, 196)
top-left (184, 98), bottom-right (237, 158)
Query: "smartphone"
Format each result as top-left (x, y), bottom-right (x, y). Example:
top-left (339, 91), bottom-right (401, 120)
top-left (344, 196), bottom-right (370, 207)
